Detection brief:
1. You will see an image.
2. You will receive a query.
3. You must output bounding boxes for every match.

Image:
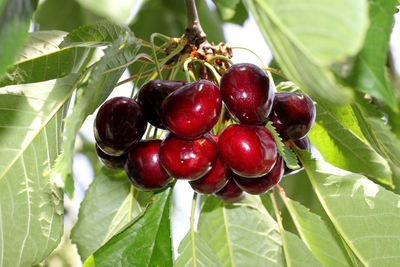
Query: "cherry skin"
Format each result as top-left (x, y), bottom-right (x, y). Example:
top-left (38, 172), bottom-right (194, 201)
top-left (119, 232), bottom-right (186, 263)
top-left (284, 136), bottom-right (311, 175)
top-left (137, 80), bottom-right (186, 129)
top-left (161, 80), bottom-right (222, 140)
top-left (269, 92), bottom-right (315, 141)
top-left (189, 156), bottom-right (228, 194)
top-left (220, 63), bottom-right (274, 125)
top-left (95, 144), bottom-right (126, 170)
top-left (94, 97), bottom-right (147, 156)
top-left (125, 139), bottom-right (172, 191)
top-left (159, 134), bottom-right (218, 180)
top-left (234, 155), bottom-right (285, 194)
top-left (218, 124), bottom-right (278, 177)
top-left (214, 178), bottom-right (244, 203)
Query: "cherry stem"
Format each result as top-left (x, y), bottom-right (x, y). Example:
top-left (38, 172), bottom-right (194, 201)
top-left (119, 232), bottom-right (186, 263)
top-left (270, 190), bottom-right (290, 260)
top-left (128, 185), bottom-right (135, 221)
top-left (184, 0), bottom-right (207, 46)
top-left (208, 55), bottom-right (234, 66)
top-left (151, 33), bottom-right (165, 79)
top-left (190, 192), bottom-right (198, 267)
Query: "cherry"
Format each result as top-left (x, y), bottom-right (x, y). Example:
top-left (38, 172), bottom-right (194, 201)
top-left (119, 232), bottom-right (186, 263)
top-left (94, 97), bottom-right (147, 156)
top-left (189, 157), bottom-right (228, 194)
top-left (137, 80), bottom-right (186, 129)
top-left (220, 63), bottom-right (274, 125)
top-left (161, 80), bottom-right (222, 140)
top-left (125, 139), bottom-right (172, 191)
top-left (95, 144), bottom-right (126, 169)
top-left (234, 155), bottom-right (284, 194)
top-left (159, 134), bottom-right (218, 180)
top-left (218, 124), bottom-right (277, 177)
top-left (214, 177), bottom-right (244, 203)
top-left (284, 136), bottom-right (311, 175)
top-left (269, 92), bottom-right (315, 141)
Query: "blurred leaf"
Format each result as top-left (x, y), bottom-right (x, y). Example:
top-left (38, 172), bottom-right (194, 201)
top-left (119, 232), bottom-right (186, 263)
top-left (71, 168), bottom-right (131, 261)
top-left (51, 23), bottom-right (140, 197)
top-left (0, 31), bottom-right (91, 86)
top-left (308, 103), bottom-right (392, 186)
top-left (225, 1), bottom-right (249, 25)
top-left (346, 0), bottom-right (398, 111)
top-left (197, 195), bottom-right (285, 266)
top-left (0, 75), bottom-right (79, 266)
top-left (279, 195), bottom-right (352, 266)
top-left (212, 0), bottom-right (240, 20)
top-left (34, 0), bottom-right (101, 32)
top-left (0, 0), bottom-right (37, 78)
top-left (88, 188), bottom-right (173, 267)
top-left (299, 152), bottom-right (400, 266)
top-left (244, 0), bottom-right (369, 105)
top-left (265, 121), bottom-right (299, 169)
top-left (75, 0), bottom-right (140, 24)
top-left (175, 232), bottom-right (223, 267)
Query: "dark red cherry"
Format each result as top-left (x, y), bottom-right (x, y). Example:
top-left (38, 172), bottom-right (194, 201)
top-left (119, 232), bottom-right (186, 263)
top-left (189, 157), bottom-right (228, 194)
top-left (95, 144), bottom-right (126, 169)
top-left (125, 139), bottom-right (172, 191)
top-left (234, 155), bottom-right (284, 194)
top-left (159, 134), bottom-right (218, 180)
top-left (218, 124), bottom-right (277, 177)
top-left (137, 80), bottom-right (186, 129)
top-left (220, 63), bottom-right (274, 125)
top-left (94, 97), bottom-right (147, 156)
top-left (269, 92), bottom-right (315, 141)
top-left (284, 136), bottom-right (311, 175)
top-left (161, 80), bottom-right (222, 140)
top-left (214, 178), bottom-right (244, 203)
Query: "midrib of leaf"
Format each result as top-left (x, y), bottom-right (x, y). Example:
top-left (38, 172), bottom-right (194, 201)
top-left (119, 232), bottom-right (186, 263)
top-left (222, 204), bottom-right (235, 267)
top-left (0, 77), bottom-right (80, 181)
top-left (301, 161), bottom-right (367, 266)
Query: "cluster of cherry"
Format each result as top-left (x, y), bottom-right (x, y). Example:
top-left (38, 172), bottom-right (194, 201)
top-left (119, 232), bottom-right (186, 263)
top-left (93, 63), bottom-right (315, 202)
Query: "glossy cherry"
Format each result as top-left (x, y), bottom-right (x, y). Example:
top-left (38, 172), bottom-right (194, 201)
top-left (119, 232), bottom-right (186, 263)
top-left (284, 136), bottom-right (311, 175)
top-left (234, 155), bottom-right (285, 194)
top-left (214, 178), bottom-right (244, 203)
top-left (218, 124), bottom-right (277, 177)
top-left (161, 80), bottom-right (222, 140)
top-left (125, 139), bottom-right (172, 191)
top-left (159, 134), bottom-right (218, 180)
top-left (189, 157), bottom-right (228, 194)
top-left (95, 144), bottom-right (126, 169)
top-left (137, 80), bottom-right (186, 129)
top-left (220, 63), bottom-right (274, 125)
top-left (269, 92), bottom-right (315, 141)
top-left (94, 97), bottom-right (147, 156)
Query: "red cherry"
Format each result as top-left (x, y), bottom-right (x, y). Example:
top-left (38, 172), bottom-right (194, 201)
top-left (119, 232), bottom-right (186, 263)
top-left (218, 124), bottom-right (277, 177)
top-left (159, 134), bottom-right (218, 180)
top-left (125, 139), bottom-right (172, 191)
top-left (161, 80), bottom-right (222, 140)
top-left (95, 144), bottom-right (126, 169)
top-left (189, 157), bottom-right (228, 194)
top-left (220, 63), bottom-right (274, 125)
top-left (269, 92), bottom-right (315, 141)
top-left (214, 178), bottom-right (244, 203)
top-left (234, 155), bottom-right (285, 194)
top-left (94, 97), bottom-right (147, 155)
top-left (137, 80), bottom-right (186, 129)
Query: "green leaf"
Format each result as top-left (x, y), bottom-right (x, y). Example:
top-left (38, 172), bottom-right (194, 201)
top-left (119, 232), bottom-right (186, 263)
top-left (0, 74), bottom-right (79, 266)
top-left (0, 31), bottom-right (91, 86)
top-left (175, 232), bottom-right (223, 267)
top-left (282, 230), bottom-right (323, 267)
top-left (300, 152), bottom-right (400, 266)
top-left (346, 0), bottom-right (398, 111)
top-left (244, 0), bottom-right (369, 105)
top-left (71, 169), bottom-right (131, 261)
top-left (34, 0), bottom-right (102, 32)
top-left (265, 121), bottom-right (299, 170)
top-left (280, 196), bottom-right (352, 266)
top-left (75, 0), bottom-right (140, 24)
top-left (88, 188), bottom-right (173, 267)
top-left (52, 26), bottom-right (140, 197)
top-left (308, 103), bottom-right (392, 185)
top-left (197, 195), bottom-right (285, 266)
top-left (0, 0), bottom-right (37, 78)
top-left (212, 0), bottom-right (241, 20)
